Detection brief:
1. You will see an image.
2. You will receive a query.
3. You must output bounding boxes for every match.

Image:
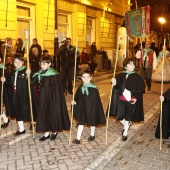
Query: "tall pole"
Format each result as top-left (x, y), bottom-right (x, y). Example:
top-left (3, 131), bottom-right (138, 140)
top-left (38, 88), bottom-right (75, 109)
top-left (54, 0), bottom-right (59, 71)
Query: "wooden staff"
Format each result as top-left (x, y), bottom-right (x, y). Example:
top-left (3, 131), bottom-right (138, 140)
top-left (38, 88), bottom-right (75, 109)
top-left (24, 30), bottom-right (35, 138)
top-left (69, 37), bottom-right (78, 146)
top-left (0, 39), bottom-right (7, 132)
top-left (160, 39), bottom-right (166, 150)
top-left (105, 36), bottom-right (120, 145)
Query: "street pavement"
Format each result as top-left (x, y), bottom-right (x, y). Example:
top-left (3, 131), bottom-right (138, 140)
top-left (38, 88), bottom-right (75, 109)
top-left (0, 69), bottom-right (170, 170)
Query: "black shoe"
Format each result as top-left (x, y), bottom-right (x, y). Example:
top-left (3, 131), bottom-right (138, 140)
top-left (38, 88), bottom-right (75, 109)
top-left (68, 91), bottom-right (73, 95)
top-left (39, 135), bottom-right (50, 141)
top-left (122, 129), bottom-right (125, 135)
top-left (148, 88), bottom-right (151, 91)
top-left (1, 119), bottom-right (10, 129)
top-left (88, 135), bottom-right (95, 141)
top-left (50, 133), bottom-right (58, 140)
top-left (72, 139), bottom-right (80, 144)
top-left (30, 123), bottom-right (36, 130)
top-left (14, 130), bottom-right (26, 136)
top-left (122, 135), bottom-right (128, 141)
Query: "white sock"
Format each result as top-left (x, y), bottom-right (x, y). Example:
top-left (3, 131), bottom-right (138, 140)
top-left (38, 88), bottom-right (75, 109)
top-left (90, 126), bottom-right (95, 136)
top-left (123, 121), bottom-right (131, 136)
top-left (18, 121), bottom-right (24, 132)
top-left (45, 132), bottom-right (50, 137)
top-left (53, 132), bottom-right (57, 135)
top-left (120, 119), bottom-right (126, 127)
top-left (1, 112), bottom-right (8, 123)
top-left (77, 125), bottom-right (84, 140)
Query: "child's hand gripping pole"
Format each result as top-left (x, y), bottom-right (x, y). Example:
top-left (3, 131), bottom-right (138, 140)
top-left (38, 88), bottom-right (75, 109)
top-left (24, 30), bottom-right (35, 138)
top-left (69, 37), bottom-right (78, 146)
top-left (105, 36), bottom-right (120, 145)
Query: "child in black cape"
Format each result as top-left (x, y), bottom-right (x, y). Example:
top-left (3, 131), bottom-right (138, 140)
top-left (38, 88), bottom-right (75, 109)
top-left (31, 56), bottom-right (70, 141)
top-left (72, 70), bottom-right (106, 144)
top-left (155, 90), bottom-right (170, 139)
top-left (0, 63), bottom-right (14, 129)
top-left (109, 58), bottom-right (145, 141)
top-left (2, 53), bottom-right (31, 135)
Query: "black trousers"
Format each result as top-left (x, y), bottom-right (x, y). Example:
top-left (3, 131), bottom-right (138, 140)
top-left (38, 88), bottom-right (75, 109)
top-left (60, 66), bottom-right (74, 92)
top-left (140, 67), bottom-right (152, 89)
top-left (116, 100), bottom-right (136, 121)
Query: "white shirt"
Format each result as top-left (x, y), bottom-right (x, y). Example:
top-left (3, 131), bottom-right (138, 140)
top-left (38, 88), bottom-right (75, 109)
top-left (136, 49), bottom-right (157, 70)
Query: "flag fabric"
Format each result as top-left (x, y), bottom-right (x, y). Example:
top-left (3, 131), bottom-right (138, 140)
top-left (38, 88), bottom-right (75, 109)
top-left (145, 6), bottom-right (151, 35)
top-left (125, 6), bottom-right (151, 38)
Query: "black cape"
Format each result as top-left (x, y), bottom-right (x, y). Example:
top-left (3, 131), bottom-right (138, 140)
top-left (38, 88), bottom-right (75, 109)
top-left (0, 68), bottom-right (15, 118)
top-left (108, 72), bottom-right (145, 122)
top-left (155, 89), bottom-right (170, 139)
top-left (73, 85), bottom-right (106, 126)
top-left (32, 73), bottom-right (70, 133)
top-left (6, 68), bottom-right (31, 121)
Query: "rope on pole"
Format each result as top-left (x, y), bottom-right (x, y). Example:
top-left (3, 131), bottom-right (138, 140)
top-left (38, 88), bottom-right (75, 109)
top-left (69, 37), bottom-right (78, 146)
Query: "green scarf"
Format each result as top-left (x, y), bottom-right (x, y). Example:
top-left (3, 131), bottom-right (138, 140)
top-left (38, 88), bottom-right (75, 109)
top-left (123, 71), bottom-right (136, 74)
top-left (157, 51), bottom-right (166, 62)
top-left (81, 83), bottom-right (97, 95)
top-left (0, 64), bottom-right (6, 69)
top-left (15, 66), bottom-right (26, 75)
top-left (144, 49), bottom-right (152, 57)
top-left (33, 67), bottom-right (59, 83)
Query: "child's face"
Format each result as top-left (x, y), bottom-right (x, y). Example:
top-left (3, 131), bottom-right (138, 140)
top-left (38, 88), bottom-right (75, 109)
top-left (14, 59), bottom-right (24, 69)
top-left (125, 61), bottom-right (135, 72)
top-left (40, 62), bottom-right (51, 70)
top-left (81, 73), bottom-right (92, 84)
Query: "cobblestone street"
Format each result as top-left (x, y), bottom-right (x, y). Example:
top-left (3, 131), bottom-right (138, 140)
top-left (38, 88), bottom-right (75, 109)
top-left (0, 70), bottom-right (170, 170)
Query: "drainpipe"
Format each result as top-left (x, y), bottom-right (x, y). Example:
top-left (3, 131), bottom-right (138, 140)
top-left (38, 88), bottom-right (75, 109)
top-left (54, 0), bottom-right (59, 71)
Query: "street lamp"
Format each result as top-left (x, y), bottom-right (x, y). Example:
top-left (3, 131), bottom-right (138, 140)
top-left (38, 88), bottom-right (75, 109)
top-left (158, 17), bottom-right (165, 32)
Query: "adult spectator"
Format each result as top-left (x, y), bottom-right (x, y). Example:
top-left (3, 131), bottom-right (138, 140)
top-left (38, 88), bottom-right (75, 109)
top-left (0, 39), bottom-right (4, 60)
top-left (42, 49), bottom-right (49, 57)
top-left (136, 40), bottom-right (157, 91)
top-left (14, 38), bottom-right (25, 57)
top-left (56, 38), bottom-right (80, 94)
top-left (29, 47), bottom-right (40, 74)
top-left (90, 42), bottom-right (97, 57)
top-left (29, 38), bottom-right (42, 57)
top-left (97, 46), bottom-right (111, 69)
top-left (80, 48), bottom-right (97, 74)
top-left (1, 37), bottom-right (15, 72)
top-left (86, 41), bottom-right (91, 54)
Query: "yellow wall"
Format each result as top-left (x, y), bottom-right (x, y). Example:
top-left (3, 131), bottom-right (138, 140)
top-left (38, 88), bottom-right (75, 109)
top-left (0, 0), bottom-right (128, 55)
top-left (0, 0), bottom-right (17, 39)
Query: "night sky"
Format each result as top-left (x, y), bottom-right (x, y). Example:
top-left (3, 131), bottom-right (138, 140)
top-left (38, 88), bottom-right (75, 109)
top-left (130, 0), bottom-right (170, 33)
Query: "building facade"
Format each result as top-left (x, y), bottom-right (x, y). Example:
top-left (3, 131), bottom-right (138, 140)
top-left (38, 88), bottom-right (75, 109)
top-left (0, 0), bottom-right (129, 55)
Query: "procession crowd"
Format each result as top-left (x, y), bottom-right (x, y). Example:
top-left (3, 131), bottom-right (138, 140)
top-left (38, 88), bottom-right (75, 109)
top-left (0, 37), bottom-right (169, 144)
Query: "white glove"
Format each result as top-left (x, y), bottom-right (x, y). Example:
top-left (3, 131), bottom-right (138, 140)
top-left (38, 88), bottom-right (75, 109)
top-left (71, 100), bottom-right (77, 105)
top-left (111, 77), bottom-right (116, 86)
top-left (160, 96), bottom-right (164, 102)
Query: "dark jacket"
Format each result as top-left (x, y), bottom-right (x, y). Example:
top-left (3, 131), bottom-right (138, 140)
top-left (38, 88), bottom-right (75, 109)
top-left (57, 44), bottom-right (79, 67)
top-left (80, 52), bottom-right (90, 64)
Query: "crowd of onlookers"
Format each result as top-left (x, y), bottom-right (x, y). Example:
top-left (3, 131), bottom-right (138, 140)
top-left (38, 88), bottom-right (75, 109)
top-left (0, 37), bottom-right (111, 94)
top-left (0, 37), bottom-right (50, 74)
